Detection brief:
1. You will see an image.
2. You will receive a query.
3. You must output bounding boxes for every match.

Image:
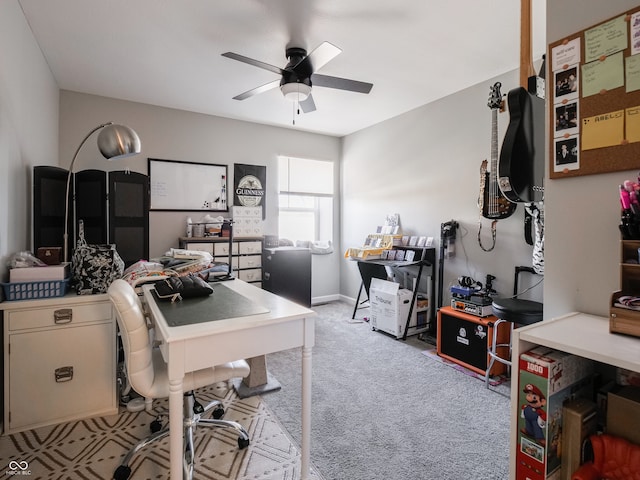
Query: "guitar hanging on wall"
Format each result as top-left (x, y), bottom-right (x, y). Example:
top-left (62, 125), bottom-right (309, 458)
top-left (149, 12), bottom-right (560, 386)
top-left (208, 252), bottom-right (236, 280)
top-left (481, 82), bottom-right (517, 220)
top-left (478, 82), bottom-right (516, 251)
top-left (498, 0), bottom-right (545, 204)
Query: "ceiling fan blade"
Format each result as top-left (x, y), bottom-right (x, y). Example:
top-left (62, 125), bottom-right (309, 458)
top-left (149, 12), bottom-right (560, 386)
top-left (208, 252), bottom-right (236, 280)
top-left (222, 52), bottom-right (284, 76)
top-left (311, 73), bottom-right (373, 94)
top-left (232, 79), bottom-right (280, 100)
top-left (299, 94), bottom-right (316, 113)
top-left (293, 41), bottom-right (341, 74)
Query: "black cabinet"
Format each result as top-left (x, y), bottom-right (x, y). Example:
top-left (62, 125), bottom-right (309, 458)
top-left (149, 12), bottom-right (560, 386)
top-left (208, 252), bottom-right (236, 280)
top-left (262, 247), bottom-right (311, 307)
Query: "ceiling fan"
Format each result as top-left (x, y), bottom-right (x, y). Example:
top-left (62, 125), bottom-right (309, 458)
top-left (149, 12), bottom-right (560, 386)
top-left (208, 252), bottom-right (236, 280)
top-left (221, 42), bottom-right (373, 113)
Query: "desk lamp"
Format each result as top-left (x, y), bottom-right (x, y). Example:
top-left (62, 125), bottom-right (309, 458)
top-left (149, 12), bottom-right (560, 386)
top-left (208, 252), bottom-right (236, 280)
top-left (63, 122), bottom-right (142, 262)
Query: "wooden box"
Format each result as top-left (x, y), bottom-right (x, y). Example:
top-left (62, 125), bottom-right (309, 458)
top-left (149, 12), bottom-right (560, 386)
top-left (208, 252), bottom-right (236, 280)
top-left (610, 240), bottom-right (640, 338)
top-left (610, 290), bottom-right (640, 337)
top-left (560, 398), bottom-right (597, 480)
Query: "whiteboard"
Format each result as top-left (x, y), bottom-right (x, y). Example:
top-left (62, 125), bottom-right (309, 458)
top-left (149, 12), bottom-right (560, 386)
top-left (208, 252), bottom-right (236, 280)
top-left (148, 158), bottom-right (228, 211)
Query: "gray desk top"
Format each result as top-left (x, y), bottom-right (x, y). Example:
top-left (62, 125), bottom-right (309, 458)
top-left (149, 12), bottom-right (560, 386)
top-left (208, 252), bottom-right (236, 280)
top-left (152, 282), bottom-right (269, 327)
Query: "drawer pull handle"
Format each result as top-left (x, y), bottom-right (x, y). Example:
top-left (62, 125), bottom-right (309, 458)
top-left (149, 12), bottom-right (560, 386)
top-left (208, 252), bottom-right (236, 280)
top-left (55, 366), bottom-right (74, 382)
top-left (54, 309), bottom-right (73, 324)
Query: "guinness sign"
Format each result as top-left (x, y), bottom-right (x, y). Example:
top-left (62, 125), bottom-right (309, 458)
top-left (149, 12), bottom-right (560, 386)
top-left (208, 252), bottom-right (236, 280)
top-left (234, 164), bottom-right (266, 218)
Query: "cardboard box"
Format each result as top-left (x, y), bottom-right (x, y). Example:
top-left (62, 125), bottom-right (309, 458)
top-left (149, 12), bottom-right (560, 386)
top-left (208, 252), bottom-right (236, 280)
top-left (369, 278), bottom-right (419, 338)
top-left (607, 385), bottom-right (640, 445)
top-left (9, 262), bottom-right (70, 282)
top-left (516, 346), bottom-right (594, 480)
top-left (560, 398), bottom-right (597, 480)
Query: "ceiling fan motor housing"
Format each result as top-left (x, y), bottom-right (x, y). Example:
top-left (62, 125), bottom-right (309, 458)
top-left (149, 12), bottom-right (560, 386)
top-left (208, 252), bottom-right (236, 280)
top-left (281, 47), bottom-right (312, 87)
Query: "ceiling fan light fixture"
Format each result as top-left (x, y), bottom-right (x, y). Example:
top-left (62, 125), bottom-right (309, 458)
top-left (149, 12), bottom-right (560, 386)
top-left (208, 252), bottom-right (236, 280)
top-left (281, 82), bottom-right (311, 101)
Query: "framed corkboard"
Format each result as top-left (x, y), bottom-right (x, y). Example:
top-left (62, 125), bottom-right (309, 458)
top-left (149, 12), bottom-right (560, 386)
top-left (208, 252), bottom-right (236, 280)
top-left (549, 7), bottom-right (640, 179)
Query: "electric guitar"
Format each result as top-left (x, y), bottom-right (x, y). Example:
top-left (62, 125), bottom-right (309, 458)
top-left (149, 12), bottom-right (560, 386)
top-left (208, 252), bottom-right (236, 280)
top-left (481, 82), bottom-right (517, 220)
top-left (498, 0), bottom-right (545, 203)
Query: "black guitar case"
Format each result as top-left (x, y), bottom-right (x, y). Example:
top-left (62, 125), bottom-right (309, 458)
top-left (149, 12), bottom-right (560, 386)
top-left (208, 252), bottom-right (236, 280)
top-left (498, 86), bottom-right (545, 204)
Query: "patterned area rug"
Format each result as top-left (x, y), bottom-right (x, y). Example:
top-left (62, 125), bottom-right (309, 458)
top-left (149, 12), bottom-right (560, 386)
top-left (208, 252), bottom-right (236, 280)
top-left (0, 383), bottom-right (325, 480)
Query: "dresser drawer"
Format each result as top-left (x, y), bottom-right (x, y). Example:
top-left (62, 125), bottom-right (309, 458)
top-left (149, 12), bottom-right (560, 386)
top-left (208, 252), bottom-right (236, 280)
top-left (214, 242), bottom-right (239, 256)
top-left (7, 322), bottom-right (116, 432)
top-left (239, 255), bottom-right (262, 269)
top-left (184, 242), bottom-right (214, 255)
top-left (239, 241), bottom-right (262, 255)
top-left (238, 268), bottom-right (262, 283)
top-left (6, 301), bottom-right (113, 332)
top-left (214, 256), bottom-right (239, 268)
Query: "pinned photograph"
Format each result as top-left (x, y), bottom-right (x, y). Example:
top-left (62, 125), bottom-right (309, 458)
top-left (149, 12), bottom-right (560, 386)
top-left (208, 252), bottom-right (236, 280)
top-left (554, 67), bottom-right (578, 103)
top-left (554, 101), bottom-right (579, 138)
top-left (554, 136), bottom-right (580, 172)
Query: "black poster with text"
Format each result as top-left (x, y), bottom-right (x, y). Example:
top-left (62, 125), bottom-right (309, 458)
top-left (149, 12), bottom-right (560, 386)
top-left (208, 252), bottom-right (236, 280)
top-left (233, 164), bottom-right (266, 219)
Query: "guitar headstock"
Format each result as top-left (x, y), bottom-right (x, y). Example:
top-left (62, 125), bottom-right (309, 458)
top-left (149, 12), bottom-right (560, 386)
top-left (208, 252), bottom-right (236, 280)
top-left (487, 82), bottom-right (503, 110)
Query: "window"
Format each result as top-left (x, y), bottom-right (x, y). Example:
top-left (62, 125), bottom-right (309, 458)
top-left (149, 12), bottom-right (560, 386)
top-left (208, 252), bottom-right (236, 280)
top-left (278, 156), bottom-right (334, 243)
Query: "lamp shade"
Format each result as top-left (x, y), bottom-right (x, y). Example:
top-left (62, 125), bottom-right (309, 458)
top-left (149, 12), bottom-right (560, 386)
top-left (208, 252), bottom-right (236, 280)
top-left (97, 124), bottom-right (141, 160)
top-left (281, 82), bottom-right (311, 101)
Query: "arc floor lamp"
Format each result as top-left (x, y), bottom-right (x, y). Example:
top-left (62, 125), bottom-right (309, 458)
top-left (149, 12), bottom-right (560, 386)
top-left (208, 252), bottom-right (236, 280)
top-left (63, 122), bottom-right (142, 263)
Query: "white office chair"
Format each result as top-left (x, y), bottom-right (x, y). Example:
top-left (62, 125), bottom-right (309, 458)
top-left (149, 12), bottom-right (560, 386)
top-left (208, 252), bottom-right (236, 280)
top-left (108, 279), bottom-right (251, 480)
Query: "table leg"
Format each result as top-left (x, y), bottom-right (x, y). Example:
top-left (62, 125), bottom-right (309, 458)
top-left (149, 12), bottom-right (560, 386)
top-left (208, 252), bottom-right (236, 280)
top-left (352, 282), bottom-right (364, 319)
top-left (301, 344), bottom-right (312, 479)
top-left (169, 378), bottom-right (184, 480)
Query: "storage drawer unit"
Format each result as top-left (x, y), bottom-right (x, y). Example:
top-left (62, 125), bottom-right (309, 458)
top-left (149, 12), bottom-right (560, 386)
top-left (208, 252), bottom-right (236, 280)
top-left (1, 294), bottom-right (118, 434)
top-left (180, 236), bottom-right (263, 286)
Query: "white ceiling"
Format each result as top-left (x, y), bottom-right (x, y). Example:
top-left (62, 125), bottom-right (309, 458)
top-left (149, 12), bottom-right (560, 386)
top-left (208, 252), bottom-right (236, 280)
top-left (18, 0), bottom-right (546, 137)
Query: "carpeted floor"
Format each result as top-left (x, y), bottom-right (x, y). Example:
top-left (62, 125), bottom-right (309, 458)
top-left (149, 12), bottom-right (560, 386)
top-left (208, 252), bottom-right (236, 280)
top-left (420, 348), bottom-right (509, 388)
top-left (1, 300), bottom-right (512, 480)
top-left (0, 382), bottom-right (325, 480)
top-left (262, 301), bottom-right (512, 480)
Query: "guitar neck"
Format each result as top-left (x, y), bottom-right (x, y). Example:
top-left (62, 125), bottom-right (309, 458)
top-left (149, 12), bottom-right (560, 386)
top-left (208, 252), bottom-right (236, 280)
top-left (520, 0), bottom-right (535, 89)
top-left (491, 108), bottom-right (499, 179)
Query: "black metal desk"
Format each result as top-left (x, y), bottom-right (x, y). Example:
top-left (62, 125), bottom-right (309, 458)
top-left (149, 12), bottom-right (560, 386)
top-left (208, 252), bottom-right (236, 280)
top-left (351, 247), bottom-right (436, 340)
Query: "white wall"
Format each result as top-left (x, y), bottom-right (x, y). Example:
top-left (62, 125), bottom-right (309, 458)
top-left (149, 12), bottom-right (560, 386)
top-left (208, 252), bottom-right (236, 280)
top-left (545, 0), bottom-right (639, 318)
top-left (0, 1), bottom-right (59, 282)
top-left (58, 91), bottom-right (342, 300)
top-left (340, 69), bottom-right (543, 307)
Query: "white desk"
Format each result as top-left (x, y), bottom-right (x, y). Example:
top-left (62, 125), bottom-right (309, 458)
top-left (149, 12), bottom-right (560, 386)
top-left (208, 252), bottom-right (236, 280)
top-left (142, 280), bottom-right (316, 480)
top-left (509, 311), bottom-right (640, 479)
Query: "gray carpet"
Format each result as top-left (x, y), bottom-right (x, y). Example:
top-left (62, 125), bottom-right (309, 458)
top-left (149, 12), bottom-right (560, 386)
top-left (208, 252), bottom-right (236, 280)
top-left (262, 302), bottom-right (511, 480)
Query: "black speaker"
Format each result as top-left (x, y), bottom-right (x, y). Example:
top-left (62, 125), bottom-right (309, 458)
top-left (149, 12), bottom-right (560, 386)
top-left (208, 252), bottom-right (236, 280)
top-left (437, 306), bottom-right (509, 376)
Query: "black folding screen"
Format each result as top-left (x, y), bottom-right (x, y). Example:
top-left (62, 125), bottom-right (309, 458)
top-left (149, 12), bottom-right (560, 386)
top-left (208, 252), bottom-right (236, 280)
top-left (33, 166), bottom-right (149, 267)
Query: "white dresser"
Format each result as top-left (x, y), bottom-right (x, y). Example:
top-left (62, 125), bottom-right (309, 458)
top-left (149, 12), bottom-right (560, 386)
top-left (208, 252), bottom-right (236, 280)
top-left (179, 236), bottom-right (263, 287)
top-left (1, 293), bottom-right (118, 434)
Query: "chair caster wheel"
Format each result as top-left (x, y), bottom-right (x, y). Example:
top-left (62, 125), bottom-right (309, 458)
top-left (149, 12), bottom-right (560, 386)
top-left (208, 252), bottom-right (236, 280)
top-left (212, 406), bottom-right (225, 419)
top-left (150, 419), bottom-right (162, 433)
top-left (238, 437), bottom-right (250, 449)
top-left (113, 465), bottom-right (132, 480)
